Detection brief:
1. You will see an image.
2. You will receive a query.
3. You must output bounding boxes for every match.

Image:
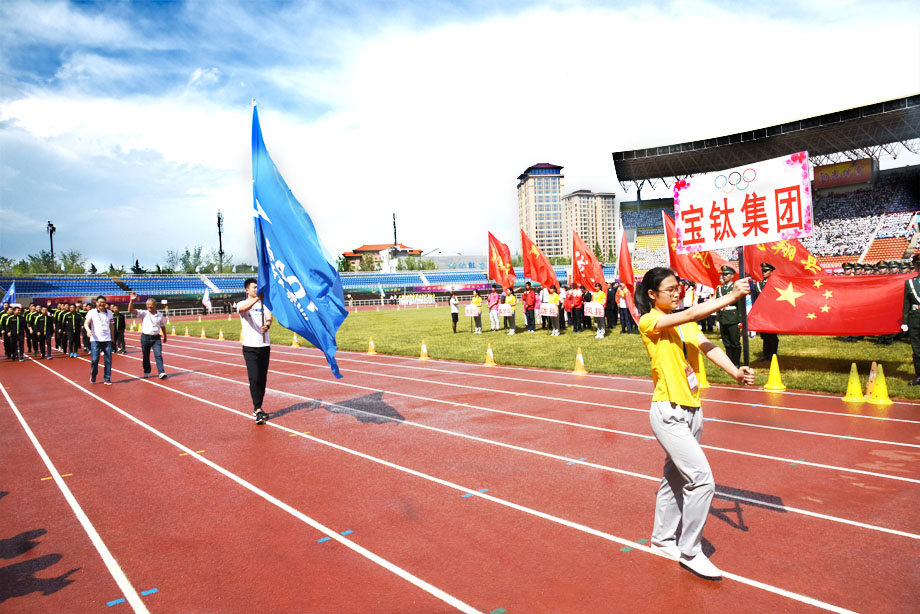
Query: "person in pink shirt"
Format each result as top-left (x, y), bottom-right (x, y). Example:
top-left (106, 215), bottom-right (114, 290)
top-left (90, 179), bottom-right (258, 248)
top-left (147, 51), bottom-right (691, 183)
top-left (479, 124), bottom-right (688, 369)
top-left (488, 284), bottom-right (501, 332)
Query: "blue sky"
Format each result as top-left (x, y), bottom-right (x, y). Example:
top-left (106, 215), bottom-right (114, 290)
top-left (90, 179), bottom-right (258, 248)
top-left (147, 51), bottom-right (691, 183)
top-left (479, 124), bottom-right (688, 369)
top-left (1, 0), bottom-right (918, 271)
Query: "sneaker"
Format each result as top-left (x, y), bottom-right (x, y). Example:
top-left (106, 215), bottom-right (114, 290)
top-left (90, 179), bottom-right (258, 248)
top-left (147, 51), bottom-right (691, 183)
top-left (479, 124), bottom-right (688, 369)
top-left (143, 373), bottom-right (150, 379)
top-left (104, 381), bottom-right (112, 386)
top-left (253, 409), bottom-right (268, 425)
top-left (679, 553), bottom-right (722, 579)
top-left (650, 542), bottom-right (681, 560)
top-left (90, 378), bottom-right (96, 384)
top-left (159, 373), bottom-right (167, 380)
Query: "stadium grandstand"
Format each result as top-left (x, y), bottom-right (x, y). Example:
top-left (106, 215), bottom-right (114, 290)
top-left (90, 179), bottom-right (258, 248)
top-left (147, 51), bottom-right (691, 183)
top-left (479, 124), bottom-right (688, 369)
top-left (612, 95), bottom-right (920, 275)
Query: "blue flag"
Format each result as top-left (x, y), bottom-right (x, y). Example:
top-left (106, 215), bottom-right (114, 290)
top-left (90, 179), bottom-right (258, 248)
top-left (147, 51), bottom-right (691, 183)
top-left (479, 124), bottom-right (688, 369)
top-left (251, 102), bottom-right (348, 378)
top-left (1, 281), bottom-right (15, 306)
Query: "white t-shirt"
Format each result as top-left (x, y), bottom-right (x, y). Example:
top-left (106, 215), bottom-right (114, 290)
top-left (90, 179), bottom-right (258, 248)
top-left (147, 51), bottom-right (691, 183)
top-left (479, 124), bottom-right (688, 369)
top-left (137, 309), bottom-right (166, 335)
top-left (86, 308), bottom-right (114, 342)
top-left (238, 301), bottom-right (272, 347)
top-left (449, 297), bottom-right (459, 314)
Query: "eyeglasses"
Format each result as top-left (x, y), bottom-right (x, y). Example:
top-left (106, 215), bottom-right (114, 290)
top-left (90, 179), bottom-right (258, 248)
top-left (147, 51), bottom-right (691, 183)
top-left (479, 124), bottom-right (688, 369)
top-left (656, 286), bottom-right (681, 296)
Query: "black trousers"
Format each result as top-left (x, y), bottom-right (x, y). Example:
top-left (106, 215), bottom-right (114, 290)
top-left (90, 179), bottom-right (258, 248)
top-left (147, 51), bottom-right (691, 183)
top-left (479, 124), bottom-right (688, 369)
top-left (66, 330), bottom-right (81, 354)
top-left (606, 309), bottom-right (617, 329)
top-left (761, 333), bottom-right (779, 361)
top-left (572, 307), bottom-right (583, 332)
top-left (38, 332), bottom-right (53, 357)
top-left (12, 333), bottom-right (24, 359)
top-left (525, 309), bottom-right (535, 332)
top-left (114, 330), bottom-right (126, 353)
top-left (242, 346), bottom-right (271, 410)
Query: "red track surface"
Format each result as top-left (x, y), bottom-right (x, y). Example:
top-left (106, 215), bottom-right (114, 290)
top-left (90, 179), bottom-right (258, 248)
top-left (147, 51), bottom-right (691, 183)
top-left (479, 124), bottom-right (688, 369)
top-left (2, 332), bottom-right (918, 613)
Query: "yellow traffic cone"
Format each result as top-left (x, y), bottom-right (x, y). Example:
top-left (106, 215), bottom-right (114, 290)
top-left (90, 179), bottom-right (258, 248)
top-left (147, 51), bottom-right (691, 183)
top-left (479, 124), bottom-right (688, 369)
top-left (166, 318), bottom-right (171, 325)
top-left (697, 354), bottom-right (710, 389)
top-left (842, 363), bottom-right (863, 403)
top-left (864, 361), bottom-right (878, 400)
top-left (376, 306), bottom-right (379, 312)
top-left (184, 327), bottom-right (190, 337)
top-left (764, 355), bottom-right (786, 391)
top-left (198, 315), bottom-right (202, 322)
top-left (419, 340), bottom-right (430, 361)
top-left (367, 337), bottom-right (377, 355)
top-left (484, 343), bottom-right (496, 367)
top-left (218, 328), bottom-right (225, 341)
top-left (200, 328), bottom-right (207, 338)
top-left (573, 348), bottom-right (588, 375)
top-left (291, 335), bottom-right (300, 348)
top-left (171, 325), bottom-right (176, 335)
top-left (868, 364), bottom-right (893, 406)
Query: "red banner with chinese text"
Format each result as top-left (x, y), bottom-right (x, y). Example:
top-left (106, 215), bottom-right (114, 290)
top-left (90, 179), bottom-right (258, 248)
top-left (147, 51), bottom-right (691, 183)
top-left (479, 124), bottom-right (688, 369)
top-left (571, 230), bottom-right (607, 293)
top-left (487, 232), bottom-right (516, 289)
top-left (521, 229), bottom-right (559, 290)
top-left (616, 227), bottom-right (641, 325)
top-left (813, 159), bottom-right (872, 190)
top-left (748, 273), bottom-right (909, 335)
top-left (742, 239), bottom-right (826, 281)
top-left (662, 211), bottom-right (730, 288)
top-left (673, 152), bottom-right (814, 254)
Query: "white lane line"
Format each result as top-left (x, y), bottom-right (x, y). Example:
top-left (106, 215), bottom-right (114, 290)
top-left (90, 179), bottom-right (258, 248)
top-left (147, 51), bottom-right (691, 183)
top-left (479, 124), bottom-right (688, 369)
top-left (101, 353), bottom-right (858, 614)
top-left (151, 346), bottom-right (920, 485)
top-left (151, 336), bottom-right (920, 446)
top-left (29, 359), bottom-right (482, 614)
top-left (120, 350), bottom-right (920, 538)
top-left (0, 374), bottom-right (150, 614)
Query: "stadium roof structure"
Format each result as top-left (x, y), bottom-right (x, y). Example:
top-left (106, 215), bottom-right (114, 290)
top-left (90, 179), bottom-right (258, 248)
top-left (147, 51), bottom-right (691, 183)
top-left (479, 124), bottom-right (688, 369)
top-left (612, 94), bottom-right (920, 192)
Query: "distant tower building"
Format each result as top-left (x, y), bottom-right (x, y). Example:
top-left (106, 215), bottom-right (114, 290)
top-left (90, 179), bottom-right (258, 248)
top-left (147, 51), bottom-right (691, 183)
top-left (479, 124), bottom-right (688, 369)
top-left (561, 190), bottom-right (619, 261)
top-left (517, 163), bottom-right (565, 258)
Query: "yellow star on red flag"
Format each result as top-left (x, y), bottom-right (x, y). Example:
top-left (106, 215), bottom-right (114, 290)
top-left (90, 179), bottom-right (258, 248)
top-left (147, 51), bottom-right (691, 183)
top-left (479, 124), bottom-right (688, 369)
top-left (775, 282), bottom-right (805, 307)
top-left (813, 279), bottom-right (823, 289)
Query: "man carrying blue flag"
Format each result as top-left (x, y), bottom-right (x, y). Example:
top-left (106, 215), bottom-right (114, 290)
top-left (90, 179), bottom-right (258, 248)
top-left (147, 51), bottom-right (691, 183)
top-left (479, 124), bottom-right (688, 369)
top-left (238, 278), bottom-right (272, 424)
top-left (251, 101), bottom-right (348, 380)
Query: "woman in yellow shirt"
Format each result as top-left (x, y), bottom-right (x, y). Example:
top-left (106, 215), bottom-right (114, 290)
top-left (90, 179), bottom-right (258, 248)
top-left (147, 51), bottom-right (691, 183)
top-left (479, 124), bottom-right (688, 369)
top-left (637, 267), bottom-right (754, 580)
top-left (470, 290), bottom-right (483, 334)
top-left (592, 282), bottom-right (606, 339)
top-left (504, 287), bottom-right (517, 335)
top-left (547, 285), bottom-right (560, 336)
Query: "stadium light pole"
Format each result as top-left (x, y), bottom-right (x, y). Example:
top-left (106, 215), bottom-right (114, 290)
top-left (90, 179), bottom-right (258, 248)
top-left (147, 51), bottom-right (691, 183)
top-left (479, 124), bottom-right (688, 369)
top-left (217, 210), bottom-right (225, 273)
top-left (46, 221), bottom-right (56, 266)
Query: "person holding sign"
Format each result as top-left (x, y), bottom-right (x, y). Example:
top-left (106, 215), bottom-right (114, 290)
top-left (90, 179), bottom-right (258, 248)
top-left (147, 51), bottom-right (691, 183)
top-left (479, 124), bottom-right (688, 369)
top-left (637, 267), bottom-right (754, 580)
top-left (470, 289), bottom-right (483, 334)
top-left (592, 282), bottom-right (606, 338)
top-left (503, 287), bottom-right (517, 335)
top-left (714, 266), bottom-right (744, 367)
top-left (547, 285), bottom-right (561, 336)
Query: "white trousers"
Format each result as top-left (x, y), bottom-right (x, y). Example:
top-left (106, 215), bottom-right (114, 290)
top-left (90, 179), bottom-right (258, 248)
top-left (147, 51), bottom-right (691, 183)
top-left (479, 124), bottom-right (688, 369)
top-left (489, 310), bottom-right (500, 329)
top-left (649, 400), bottom-right (714, 558)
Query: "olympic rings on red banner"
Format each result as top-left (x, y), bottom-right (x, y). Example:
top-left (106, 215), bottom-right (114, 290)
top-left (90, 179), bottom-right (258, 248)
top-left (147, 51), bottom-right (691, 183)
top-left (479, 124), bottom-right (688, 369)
top-left (713, 168), bottom-right (756, 193)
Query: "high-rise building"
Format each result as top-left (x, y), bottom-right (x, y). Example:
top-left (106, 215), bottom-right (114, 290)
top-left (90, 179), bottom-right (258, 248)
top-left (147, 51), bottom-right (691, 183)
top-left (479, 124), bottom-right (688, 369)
top-left (517, 163), bottom-right (565, 258)
top-left (561, 190), bottom-right (619, 261)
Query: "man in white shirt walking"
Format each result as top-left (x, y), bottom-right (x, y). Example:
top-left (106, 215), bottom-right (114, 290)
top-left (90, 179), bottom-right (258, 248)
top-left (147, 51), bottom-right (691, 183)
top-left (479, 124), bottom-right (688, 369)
top-left (128, 292), bottom-right (168, 379)
top-left (84, 295), bottom-right (115, 385)
top-left (238, 278), bottom-right (272, 425)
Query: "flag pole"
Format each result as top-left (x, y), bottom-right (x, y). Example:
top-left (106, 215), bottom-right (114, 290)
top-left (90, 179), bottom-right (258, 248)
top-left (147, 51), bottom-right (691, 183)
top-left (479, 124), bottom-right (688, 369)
top-left (739, 247), bottom-right (750, 366)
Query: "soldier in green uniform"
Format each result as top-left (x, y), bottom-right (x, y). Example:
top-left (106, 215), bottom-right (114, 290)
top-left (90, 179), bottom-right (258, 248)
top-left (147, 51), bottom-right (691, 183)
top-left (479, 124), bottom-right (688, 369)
top-left (902, 254), bottom-right (920, 385)
top-left (752, 262), bottom-right (779, 361)
top-left (715, 265), bottom-right (744, 366)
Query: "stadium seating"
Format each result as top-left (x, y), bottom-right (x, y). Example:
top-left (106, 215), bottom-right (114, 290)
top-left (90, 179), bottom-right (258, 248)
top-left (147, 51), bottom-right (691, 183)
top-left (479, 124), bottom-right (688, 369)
top-left (0, 276), bottom-right (123, 298)
top-left (121, 276), bottom-right (209, 295)
top-left (863, 237), bottom-right (909, 263)
top-left (632, 233), bottom-right (667, 272)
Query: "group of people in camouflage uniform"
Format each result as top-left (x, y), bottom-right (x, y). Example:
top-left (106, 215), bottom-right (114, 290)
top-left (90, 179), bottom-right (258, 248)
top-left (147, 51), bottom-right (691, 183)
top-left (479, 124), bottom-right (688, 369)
top-left (0, 300), bottom-right (128, 361)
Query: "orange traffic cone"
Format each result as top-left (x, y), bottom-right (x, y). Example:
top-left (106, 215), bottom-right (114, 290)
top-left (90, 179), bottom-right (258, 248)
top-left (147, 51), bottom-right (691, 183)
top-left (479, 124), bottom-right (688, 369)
top-left (367, 337), bottom-right (377, 355)
top-left (864, 361), bottom-right (878, 400)
top-left (171, 326), bottom-right (176, 335)
top-left (218, 328), bottom-right (225, 341)
top-left (573, 348), bottom-right (588, 375)
top-left (200, 328), bottom-right (207, 339)
top-left (291, 335), bottom-right (300, 348)
top-left (198, 315), bottom-right (202, 322)
top-left (184, 327), bottom-right (190, 337)
top-left (419, 340), bottom-right (430, 361)
top-left (484, 344), bottom-right (496, 367)
top-left (867, 364), bottom-right (893, 406)
top-left (764, 355), bottom-right (786, 391)
top-left (842, 363), bottom-right (863, 403)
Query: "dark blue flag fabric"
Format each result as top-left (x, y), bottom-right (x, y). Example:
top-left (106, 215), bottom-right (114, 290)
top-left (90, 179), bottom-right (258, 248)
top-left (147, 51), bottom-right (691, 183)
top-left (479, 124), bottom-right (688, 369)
top-left (1, 281), bottom-right (15, 305)
top-left (251, 102), bottom-right (347, 378)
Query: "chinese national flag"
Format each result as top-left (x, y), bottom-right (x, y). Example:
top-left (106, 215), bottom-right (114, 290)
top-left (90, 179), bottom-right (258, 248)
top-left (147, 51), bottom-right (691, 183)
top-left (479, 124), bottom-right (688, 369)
top-left (616, 227), bottom-right (641, 325)
top-left (662, 211), bottom-right (729, 288)
top-left (521, 229), bottom-right (559, 290)
top-left (572, 231), bottom-right (607, 293)
top-left (743, 239), bottom-right (826, 281)
top-left (488, 232), bottom-right (516, 289)
top-left (748, 273), bottom-right (910, 335)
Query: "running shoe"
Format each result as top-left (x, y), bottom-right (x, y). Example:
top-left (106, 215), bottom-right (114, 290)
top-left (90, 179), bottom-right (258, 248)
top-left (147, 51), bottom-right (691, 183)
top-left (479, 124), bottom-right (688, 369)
top-left (159, 373), bottom-right (167, 380)
top-left (104, 381), bottom-right (112, 386)
top-left (679, 553), bottom-right (722, 579)
top-left (253, 409), bottom-right (268, 425)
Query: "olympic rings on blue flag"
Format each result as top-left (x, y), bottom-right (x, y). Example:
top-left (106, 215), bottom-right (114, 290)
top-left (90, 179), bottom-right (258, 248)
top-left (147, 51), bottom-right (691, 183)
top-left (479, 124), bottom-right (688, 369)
top-left (713, 168), bottom-right (756, 193)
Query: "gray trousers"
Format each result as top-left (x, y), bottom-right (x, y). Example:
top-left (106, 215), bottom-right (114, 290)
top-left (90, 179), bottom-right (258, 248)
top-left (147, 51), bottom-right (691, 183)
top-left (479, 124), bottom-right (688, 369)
top-left (649, 400), bottom-right (714, 558)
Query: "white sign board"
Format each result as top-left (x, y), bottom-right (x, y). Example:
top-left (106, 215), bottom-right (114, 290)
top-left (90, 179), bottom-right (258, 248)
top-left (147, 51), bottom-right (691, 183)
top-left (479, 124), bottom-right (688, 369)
top-left (464, 305), bottom-right (481, 317)
top-left (585, 302), bottom-right (604, 318)
top-left (498, 304), bottom-right (514, 317)
top-left (539, 304), bottom-right (559, 318)
top-left (674, 152), bottom-right (813, 254)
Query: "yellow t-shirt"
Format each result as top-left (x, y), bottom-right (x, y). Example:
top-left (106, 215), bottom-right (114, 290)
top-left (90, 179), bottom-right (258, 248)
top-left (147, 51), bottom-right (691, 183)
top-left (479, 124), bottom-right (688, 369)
top-left (471, 295), bottom-right (482, 307)
top-left (505, 294), bottom-right (517, 306)
top-left (548, 292), bottom-right (559, 304)
top-left (638, 309), bottom-right (703, 408)
top-left (595, 292), bottom-right (606, 307)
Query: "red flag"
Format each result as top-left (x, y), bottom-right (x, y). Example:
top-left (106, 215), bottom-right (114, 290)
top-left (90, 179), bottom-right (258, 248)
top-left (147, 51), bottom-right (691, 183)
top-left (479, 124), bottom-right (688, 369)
top-left (743, 239), bottom-right (826, 281)
top-left (488, 232), bottom-right (516, 288)
top-left (616, 227), bottom-right (641, 325)
top-left (748, 273), bottom-right (910, 335)
top-left (572, 231), bottom-right (607, 293)
top-left (521, 229), bottom-right (559, 290)
top-left (662, 211), bottom-right (729, 288)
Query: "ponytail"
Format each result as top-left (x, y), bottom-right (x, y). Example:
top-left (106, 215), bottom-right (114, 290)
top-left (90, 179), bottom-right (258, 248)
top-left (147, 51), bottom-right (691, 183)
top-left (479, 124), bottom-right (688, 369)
top-left (635, 267), bottom-right (677, 315)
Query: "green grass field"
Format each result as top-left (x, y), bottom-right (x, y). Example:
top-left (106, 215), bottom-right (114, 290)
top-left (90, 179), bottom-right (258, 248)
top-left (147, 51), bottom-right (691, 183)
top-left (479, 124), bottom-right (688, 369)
top-left (167, 305), bottom-right (920, 400)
